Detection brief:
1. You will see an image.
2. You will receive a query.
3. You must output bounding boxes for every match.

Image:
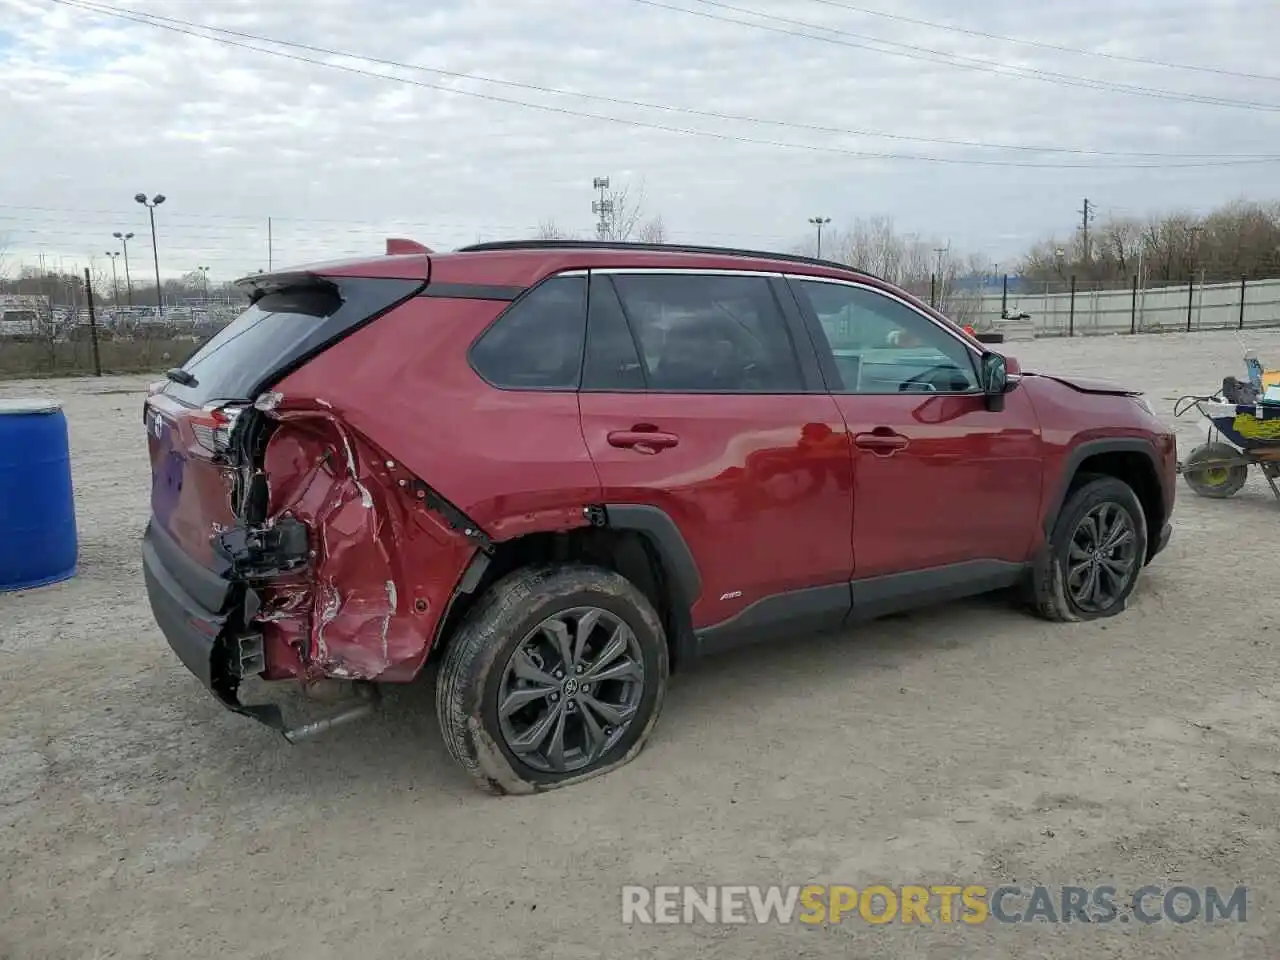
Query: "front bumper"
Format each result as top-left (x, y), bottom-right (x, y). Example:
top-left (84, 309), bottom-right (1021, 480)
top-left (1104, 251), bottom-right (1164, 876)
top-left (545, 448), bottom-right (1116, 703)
top-left (142, 521), bottom-right (284, 730)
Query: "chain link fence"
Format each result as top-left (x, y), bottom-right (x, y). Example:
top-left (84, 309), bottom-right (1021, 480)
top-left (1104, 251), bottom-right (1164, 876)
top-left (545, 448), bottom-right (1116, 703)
top-left (954, 276), bottom-right (1280, 338)
top-left (0, 291), bottom-right (244, 378)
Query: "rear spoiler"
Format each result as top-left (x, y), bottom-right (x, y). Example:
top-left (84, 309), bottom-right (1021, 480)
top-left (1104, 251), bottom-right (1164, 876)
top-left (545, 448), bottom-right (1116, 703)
top-left (235, 238), bottom-right (433, 301)
top-left (235, 271), bottom-right (340, 305)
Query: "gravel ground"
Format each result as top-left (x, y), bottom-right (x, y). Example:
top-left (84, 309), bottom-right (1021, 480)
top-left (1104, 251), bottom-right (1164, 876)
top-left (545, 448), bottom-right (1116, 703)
top-left (3, 330), bottom-right (1280, 959)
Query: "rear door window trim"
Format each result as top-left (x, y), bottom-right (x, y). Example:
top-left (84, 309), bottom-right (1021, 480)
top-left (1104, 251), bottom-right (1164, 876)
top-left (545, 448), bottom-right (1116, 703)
top-left (580, 268), bottom-right (826, 395)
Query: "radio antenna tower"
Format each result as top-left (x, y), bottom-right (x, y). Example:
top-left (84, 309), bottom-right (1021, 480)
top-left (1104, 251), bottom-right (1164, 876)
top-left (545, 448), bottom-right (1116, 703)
top-left (592, 177), bottom-right (614, 240)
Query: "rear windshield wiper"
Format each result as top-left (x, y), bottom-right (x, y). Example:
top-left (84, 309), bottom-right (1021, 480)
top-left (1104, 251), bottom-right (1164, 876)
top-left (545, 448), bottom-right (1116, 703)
top-left (165, 367), bottom-right (199, 388)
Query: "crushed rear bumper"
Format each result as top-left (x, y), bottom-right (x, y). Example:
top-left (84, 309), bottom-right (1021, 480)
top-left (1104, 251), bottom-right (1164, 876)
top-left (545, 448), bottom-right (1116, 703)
top-left (142, 520), bottom-right (285, 731)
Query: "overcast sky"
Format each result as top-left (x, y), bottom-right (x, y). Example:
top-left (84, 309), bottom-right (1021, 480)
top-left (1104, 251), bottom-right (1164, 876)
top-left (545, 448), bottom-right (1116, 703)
top-left (1, 0), bottom-right (1278, 281)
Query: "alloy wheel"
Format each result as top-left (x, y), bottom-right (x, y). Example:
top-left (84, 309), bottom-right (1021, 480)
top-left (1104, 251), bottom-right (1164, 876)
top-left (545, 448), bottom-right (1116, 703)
top-left (1066, 502), bottom-right (1139, 613)
top-left (496, 607), bottom-right (646, 774)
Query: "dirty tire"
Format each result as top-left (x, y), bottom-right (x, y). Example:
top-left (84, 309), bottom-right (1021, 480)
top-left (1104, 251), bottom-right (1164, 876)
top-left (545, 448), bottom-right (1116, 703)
top-left (1181, 442), bottom-right (1249, 499)
top-left (1028, 474), bottom-right (1148, 623)
top-left (435, 564), bottom-right (669, 795)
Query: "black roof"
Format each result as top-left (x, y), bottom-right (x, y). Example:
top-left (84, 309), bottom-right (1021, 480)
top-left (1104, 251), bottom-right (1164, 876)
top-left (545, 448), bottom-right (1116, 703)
top-left (454, 239), bottom-right (878, 279)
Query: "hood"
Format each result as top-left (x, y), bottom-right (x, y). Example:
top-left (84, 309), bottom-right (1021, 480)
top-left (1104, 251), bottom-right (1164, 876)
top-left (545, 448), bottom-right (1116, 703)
top-left (1026, 372), bottom-right (1141, 396)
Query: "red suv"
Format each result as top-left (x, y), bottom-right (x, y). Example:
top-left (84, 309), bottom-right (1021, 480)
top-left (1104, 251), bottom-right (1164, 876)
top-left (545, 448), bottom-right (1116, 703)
top-left (142, 240), bottom-right (1175, 793)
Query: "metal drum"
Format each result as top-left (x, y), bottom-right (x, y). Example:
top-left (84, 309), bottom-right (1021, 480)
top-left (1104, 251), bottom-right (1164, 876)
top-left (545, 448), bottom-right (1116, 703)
top-left (0, 398), bottom-right (78, 591)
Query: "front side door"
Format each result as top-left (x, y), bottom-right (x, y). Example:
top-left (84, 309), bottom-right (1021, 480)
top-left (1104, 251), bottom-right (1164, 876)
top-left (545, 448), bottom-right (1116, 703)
top-left (577, 269), bottom-right (854, 635)
top-left (788, 276), bottom-right (1044, 586)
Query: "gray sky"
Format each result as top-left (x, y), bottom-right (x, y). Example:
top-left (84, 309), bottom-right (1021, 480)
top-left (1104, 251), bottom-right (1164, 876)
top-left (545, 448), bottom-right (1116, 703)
top-left (1, 0), bottom-right (1278, 281)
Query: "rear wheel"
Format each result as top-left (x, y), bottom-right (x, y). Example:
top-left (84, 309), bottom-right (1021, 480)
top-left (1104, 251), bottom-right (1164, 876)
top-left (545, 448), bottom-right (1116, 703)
top-left (1029, 475), bottom-right (1148, 622)
top-left (435, 564), bottom-right (668, 794)
top-left (1182, 442), bottom-right (1249, 498)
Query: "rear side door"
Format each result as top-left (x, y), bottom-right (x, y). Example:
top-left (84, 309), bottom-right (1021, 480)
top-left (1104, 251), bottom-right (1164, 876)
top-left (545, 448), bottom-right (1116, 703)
top-left (787, 276), bottom-right (1044, 589)
top-left (577, 269), bottom-right (854, 639)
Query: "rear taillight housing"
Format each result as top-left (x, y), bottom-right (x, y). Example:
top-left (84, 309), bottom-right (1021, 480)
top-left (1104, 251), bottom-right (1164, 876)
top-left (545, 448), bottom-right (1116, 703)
top-left (189, 405), bottom-right (242, 454)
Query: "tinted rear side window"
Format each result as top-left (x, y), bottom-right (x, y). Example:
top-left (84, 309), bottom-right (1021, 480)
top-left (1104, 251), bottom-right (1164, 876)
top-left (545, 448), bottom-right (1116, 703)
top-left (162, 279), bottom-right (420, 406)
top-left (609, 273), bottom-right (803, 393)
top-left (469, 275), bottom-right (587, 390)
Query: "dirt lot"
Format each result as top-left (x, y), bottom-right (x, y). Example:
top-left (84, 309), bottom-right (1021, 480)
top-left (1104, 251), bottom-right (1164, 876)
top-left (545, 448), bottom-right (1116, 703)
top-left (2, 330), bottom-right (1279, 959)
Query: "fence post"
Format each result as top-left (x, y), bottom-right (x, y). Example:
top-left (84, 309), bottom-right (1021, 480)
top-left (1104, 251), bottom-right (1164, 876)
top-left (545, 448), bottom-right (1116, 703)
top-left (1068, 275), bottom-right (1076, 337)
top-left (1238, 275), bottom-right (1247, 330)
top-left (1130, 274), bottom-right (1138, 334)
top-left (1185, 277), bottom-right (1195, 332)
top-left (83, 267), bottom-right (102, 377)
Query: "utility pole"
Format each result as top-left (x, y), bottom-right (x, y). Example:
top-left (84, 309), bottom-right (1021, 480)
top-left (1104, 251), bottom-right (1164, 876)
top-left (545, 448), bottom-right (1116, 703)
top-left (592, 177), bottom-right (613, 240)
top-left (931, 245), bottom-right (948, 310)
top-left (104, 251), bottom-right (121, 305)
top-left (113, 231), bottom-right (135, 306)
top-left (83, 268), bottom-right (102, 377)
top-left (268, 217), bottom-right (273, 271)
top-left (1080, 198), bottom-right (1095, 263)
top-left (809, 217), bottom-right (831, 258)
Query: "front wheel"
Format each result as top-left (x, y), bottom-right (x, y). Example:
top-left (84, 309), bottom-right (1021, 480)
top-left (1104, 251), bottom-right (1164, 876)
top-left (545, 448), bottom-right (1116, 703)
top-left (435, 564), bottom-right (669, 795)
top-left (1029, 476), bottom-right (1149, 622)
top-left (1181, 442), bottom-right (1249, 498)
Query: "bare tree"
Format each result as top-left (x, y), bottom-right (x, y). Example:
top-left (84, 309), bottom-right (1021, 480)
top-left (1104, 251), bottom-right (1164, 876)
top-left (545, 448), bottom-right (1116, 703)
top-left (534, 219), bottom-right (576, 240)
top-left (544, 179), bottom-right (666, 243)
top-left (597, 180), bottom-right (665, 242)
top-left (635, 214), bottom-right (666, 244)
top-left (1020, 200), bottom-right (1280, 286)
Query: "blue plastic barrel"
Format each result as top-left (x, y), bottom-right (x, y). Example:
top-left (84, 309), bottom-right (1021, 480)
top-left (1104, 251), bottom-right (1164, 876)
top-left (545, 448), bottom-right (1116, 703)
top-left (0, 399), bottom-right (78, 591)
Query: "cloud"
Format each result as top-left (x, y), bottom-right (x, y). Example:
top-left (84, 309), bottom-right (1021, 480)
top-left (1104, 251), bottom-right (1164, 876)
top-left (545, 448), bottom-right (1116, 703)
top-left (0, 0), bottom-right (1277, 279)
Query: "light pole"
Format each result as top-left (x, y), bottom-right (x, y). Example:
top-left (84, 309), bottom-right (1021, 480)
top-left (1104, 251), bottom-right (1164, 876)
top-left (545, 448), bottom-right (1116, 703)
top-left (808, 216), bottom-right (831, 258)
top-left (197, 265), bottom-right (210, 298)
top-left (112, 231), bottom-right (135, 306)
top-left (135, 193), bottom-right (166, 316)
top-left (104, 251), bottom-right (121, 305)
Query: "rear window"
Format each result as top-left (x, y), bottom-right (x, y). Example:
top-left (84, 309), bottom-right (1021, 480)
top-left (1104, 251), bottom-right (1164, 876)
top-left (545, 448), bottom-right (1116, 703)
top-left (161, 279), bottom-right (418, 406)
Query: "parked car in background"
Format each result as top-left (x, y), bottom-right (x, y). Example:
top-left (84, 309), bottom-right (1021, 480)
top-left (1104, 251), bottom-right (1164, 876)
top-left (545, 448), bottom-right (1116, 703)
top-left (141, 240), bottom-right (1176, 793)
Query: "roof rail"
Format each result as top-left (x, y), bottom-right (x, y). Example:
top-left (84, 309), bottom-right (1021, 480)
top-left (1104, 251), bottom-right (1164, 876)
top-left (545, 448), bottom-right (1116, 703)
top-left (454, 239), bottom-right (878, 279)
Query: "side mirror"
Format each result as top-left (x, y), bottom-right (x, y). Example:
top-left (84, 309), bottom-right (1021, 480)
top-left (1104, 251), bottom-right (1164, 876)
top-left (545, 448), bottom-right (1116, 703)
top-left (980, 352), bottom-right (1010, 411)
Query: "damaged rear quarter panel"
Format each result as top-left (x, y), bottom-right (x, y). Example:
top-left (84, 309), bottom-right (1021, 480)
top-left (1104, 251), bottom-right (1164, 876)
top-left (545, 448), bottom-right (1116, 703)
top-left (270, 294), bottom-right (604, 538)
top-left (254, 403), bottom-right (478, 683)
top-left (255, 292), bottom-right (606, 684)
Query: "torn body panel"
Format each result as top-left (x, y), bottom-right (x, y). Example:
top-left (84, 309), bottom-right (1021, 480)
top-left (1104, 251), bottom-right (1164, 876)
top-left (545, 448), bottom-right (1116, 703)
top-left (240, 400), bottom-right (481, 684)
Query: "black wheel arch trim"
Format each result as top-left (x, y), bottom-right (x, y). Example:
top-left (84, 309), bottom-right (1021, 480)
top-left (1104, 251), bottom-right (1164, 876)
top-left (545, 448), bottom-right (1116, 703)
top-left (602, 504), bottom-right (702, 602)
top-left (1044, 437), bottom-right (1162, 536)
top-left (601, 503), bottom-right (702, 665)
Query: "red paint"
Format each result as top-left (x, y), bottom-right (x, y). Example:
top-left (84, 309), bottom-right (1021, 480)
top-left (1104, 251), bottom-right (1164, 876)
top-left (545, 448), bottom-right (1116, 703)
top-left (579, 393), bottom-right (852, 627)
top-left (834, 390), bottom-right (1043, 576)
top-left (273, 296), bottom-right (602, 535)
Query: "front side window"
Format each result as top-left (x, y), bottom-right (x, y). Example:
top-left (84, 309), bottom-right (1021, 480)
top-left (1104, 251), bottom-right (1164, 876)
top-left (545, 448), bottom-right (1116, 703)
top-left (793, 279), bottom-right (978, 394)
top-left (469, 275), bottom-right (587, 390)
top-left (608, 273), bottom-right (803, 393)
